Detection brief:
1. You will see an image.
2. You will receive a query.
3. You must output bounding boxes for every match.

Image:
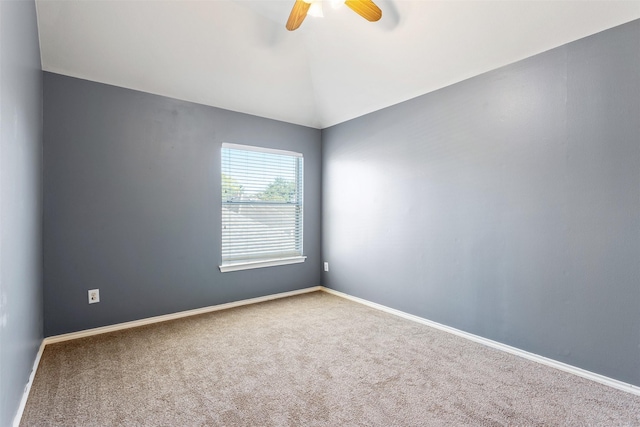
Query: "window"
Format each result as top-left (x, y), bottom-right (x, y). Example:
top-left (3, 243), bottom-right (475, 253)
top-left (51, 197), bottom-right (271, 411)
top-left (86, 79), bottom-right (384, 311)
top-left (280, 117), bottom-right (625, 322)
top-left (220, 143), bottom-right (305, 272)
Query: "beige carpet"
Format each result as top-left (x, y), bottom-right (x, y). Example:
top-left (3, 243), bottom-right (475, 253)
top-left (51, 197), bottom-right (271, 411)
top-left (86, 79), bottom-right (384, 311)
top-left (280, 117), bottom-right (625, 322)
top-left (21, 291), bottom-right (640, 426)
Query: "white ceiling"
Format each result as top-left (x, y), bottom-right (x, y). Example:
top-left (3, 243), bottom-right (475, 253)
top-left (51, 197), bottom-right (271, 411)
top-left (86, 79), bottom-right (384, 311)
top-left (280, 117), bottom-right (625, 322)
top-left (36, 0), bottom-right (640, 129)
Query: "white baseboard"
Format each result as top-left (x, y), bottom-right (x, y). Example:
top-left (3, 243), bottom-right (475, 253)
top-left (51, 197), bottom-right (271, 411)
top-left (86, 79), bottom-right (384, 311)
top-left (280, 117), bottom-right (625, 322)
top-left (320, 286), bottom-right (640, 397)
top-left (13, 340), bottom-right (46, 427)
top-left (45, 286), bottom-right (322, 345)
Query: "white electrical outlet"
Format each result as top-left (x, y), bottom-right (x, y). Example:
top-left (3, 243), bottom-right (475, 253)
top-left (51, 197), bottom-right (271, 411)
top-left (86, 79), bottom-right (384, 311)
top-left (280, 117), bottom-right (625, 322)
top-left (323, 262), bottom-right (329, 272)
top-left (88, 289), bottom-right (100, 304)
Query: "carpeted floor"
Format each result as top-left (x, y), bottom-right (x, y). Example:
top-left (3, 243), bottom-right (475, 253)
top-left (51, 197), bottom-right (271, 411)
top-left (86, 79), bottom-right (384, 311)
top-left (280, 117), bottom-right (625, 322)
top-left (21, 291), bottom-right (640, 426)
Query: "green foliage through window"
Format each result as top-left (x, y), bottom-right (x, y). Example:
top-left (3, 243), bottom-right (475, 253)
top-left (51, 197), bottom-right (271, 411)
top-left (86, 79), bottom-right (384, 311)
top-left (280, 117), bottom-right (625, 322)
top-left (258, 177), bottom-right (296, 203)
top-left (222, 173), bottom-right (243, 201)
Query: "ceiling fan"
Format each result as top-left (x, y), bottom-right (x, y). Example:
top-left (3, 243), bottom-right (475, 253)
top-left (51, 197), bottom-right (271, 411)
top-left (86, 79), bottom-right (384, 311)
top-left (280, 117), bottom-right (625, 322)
top-left (286, 0), bottom-right (382, 31)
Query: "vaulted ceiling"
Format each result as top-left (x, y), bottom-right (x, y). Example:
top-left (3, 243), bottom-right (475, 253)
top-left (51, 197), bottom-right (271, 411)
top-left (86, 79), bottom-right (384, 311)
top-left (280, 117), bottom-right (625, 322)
top-left (36, 1), bottom-right (640, 129)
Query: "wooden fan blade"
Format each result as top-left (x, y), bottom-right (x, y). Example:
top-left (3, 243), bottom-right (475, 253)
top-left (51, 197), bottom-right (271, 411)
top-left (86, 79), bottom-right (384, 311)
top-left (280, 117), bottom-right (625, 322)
top-left (345, 0), bottom-right (382, 22)
top-left (286, 0), bottom-right (311, 31)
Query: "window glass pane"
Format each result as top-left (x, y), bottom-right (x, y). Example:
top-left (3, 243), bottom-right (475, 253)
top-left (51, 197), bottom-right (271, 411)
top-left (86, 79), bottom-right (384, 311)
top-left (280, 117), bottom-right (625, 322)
top-left (221, 144), bottom-right (303, 265)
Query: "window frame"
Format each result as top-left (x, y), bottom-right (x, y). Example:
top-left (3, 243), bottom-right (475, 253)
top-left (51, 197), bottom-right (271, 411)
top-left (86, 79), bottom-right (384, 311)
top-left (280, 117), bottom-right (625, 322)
top-left (219, 143), bottom-right (306, 273)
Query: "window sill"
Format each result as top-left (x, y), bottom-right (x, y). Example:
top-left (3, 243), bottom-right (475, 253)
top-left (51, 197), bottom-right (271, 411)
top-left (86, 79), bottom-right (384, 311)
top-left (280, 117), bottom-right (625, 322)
top-left (219, 256), bottom-right (307, 273)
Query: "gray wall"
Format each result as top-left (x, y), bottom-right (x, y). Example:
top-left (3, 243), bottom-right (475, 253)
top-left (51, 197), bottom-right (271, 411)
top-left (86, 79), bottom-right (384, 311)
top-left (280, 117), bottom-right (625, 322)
top-left (0, 0), bottom-right (44, 425)
top-left (322, 20), bottom-right (640, 386)
top-left (43, 73), bottom-right (322, 336)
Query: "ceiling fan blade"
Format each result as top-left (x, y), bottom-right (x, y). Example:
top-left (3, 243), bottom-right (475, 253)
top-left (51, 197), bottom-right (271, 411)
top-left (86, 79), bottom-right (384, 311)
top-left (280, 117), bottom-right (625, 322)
top-left (286, 0), bottom-right (311, 31)
top-left (345, 0), bottom-right (382, 22)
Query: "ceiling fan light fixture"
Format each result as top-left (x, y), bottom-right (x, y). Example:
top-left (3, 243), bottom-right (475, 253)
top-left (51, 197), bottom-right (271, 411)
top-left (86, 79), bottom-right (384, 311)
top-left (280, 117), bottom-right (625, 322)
top-left (307, 1), bottom-right (324, 18)
top-left (287, 0), bottom-right (381, 31)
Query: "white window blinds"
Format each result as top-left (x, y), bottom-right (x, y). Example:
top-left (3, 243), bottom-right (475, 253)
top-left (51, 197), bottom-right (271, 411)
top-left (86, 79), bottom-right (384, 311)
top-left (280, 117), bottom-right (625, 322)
top-left (221, 143), bottom-right (303, 269)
